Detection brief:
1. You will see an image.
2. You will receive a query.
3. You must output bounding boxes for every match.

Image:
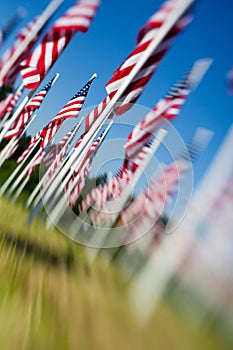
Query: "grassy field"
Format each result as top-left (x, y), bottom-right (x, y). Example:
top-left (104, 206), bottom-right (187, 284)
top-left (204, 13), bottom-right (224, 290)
top-left (0, 197), bottom-right (232, 350)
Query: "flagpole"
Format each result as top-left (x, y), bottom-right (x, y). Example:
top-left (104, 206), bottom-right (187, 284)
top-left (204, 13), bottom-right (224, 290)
top-left (26, 117), bottom-right (84, 208)
top-left (39, 0), bottom-right (195, 212)
top-left (0, 138), bottom-right (40, 196)
top-left (46, 120), bottom-right (114, 227)
top-left (5, 148), bottom-right (42, 198)
top-left (0, 113), bottom-right (37, 167)
top-left (11, 169), bottom-right (32, 201)
top-left (0, 0), bottom-right (64, 85)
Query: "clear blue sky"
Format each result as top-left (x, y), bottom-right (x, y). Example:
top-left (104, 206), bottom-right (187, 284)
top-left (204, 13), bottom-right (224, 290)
top-left (0, 0), bottom-right (232, 187)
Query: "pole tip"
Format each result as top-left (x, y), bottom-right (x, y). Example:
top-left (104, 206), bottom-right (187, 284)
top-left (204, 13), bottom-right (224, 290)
top-left (91, 73), bottom-right (97, 80)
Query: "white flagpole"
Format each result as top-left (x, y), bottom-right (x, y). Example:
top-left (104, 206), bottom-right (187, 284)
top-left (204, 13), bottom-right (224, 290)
top-left (0, 0), bottom-right (64, 84)
top-left (40, 0), bottom-right (195, 210)
top-left (0, 138), bottom-right (40, 196)
top-left (0, 113), bottom-right (37, 167)
top-left (46, 120), bottom-right (114, 227)
top-left (0, 82), bottom-right (24, 130)
top-left (5, 148), bottom-right (42, 198)
top-left (26, 117), bottom-right (84, 208)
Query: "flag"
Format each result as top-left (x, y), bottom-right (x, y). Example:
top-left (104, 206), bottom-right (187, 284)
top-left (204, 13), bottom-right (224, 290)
top-left (20, 0), bottom-right (100, 89)
top-left (0, 16), bottom-right (45, 87)
top-left (0, 90), bottom-right (21, 119)
top-left (124, 59), bottom-right (210, 158)
top-left (120, 157), bottom-right (190, 226)
top-left (84, 96), bottom-right (112, 132)
top-left (105, 0), bottom-right (192, 116)
top-left (120, 128), bottom-right (212, 226)
top-left (40, 74), bottom-right (96, 148)
top-left (4, 75), bottom-right (57, 139)
top-left (79, 168), bottom-right (131, 213)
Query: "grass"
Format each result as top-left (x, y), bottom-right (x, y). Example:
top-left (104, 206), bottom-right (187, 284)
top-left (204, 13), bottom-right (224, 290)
top-left (0, 197), bottom-right (232, 350)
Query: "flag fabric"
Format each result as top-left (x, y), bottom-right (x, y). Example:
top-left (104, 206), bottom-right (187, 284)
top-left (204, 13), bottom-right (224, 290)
top-left (120, 157), bottom-right (190, 227)
top-left (40, 75), bottom-right (95, 149)
top-left (119, 128), bottom-right (209, 227)
top-left (0, 90), bottom-right (22, 119)
top-left (105, 0), bottom-right (192, 116)
top-left (4, 76), bottom-right (56, 139)
top-left (124, 70), bottom-right (194, 159)
top-left (122, 141), bottom-right (154, 174)
top-left (84, 96), bottom-right (112, 132)
top-left (79, 168), bottom-right (131, 213)
top-left (0, 16), bottom-right (44, 87)
top-left (20, 0), bottom-right (100, 89)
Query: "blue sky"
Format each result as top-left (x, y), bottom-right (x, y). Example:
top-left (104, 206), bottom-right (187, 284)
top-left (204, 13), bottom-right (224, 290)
top-left (0, 0), bottom-right (232, 187)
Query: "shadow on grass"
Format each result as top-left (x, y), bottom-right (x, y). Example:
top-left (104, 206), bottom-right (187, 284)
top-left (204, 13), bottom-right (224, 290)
top-left (1, 230), bottom-right (75, 271)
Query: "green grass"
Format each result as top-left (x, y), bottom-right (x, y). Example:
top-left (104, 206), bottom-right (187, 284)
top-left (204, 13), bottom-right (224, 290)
top-left (0, 197), bottom-right (232, 350)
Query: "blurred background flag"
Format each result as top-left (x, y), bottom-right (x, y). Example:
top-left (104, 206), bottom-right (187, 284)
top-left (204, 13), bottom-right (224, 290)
top-left (20, 0), bottom-right (101, 89)
top-left (0, 0), bottom-right (64, 89)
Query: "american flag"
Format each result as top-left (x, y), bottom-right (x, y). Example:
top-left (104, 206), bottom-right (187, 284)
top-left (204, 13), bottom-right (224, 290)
top-left (84, 96), bottom-right (112, 132)
top-left (124, 59), bottom-right (211, 158)
top-left (0, 91), bottom-right (21, 119)
top-left (120, 129), bottom-right (208, 227)
top-left (79, 168), bottom-right (131, 213)
top-left (0, 16), bottom-right (44, 87)
top-left (105, 0), bottom-right (192, 116)
top-left (124, 73), bottom-right (191, 159)
top-left (20, 0), bottom-right (100, 89)
top-left (40, 74), bottom-right (96, 149)
top-left (4, 76), bottom-right (56, 140)
top-left (123, 141), bottom-right (155, 174)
